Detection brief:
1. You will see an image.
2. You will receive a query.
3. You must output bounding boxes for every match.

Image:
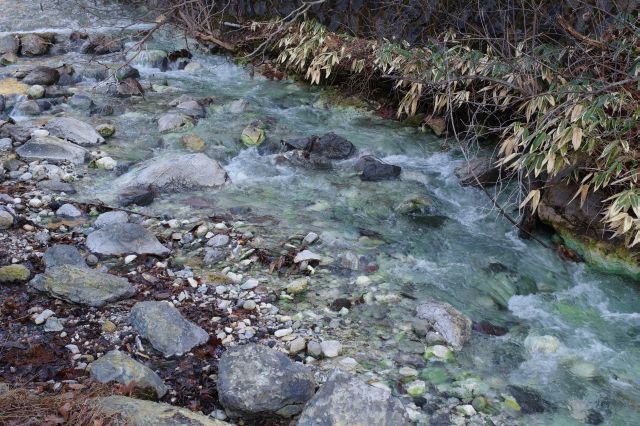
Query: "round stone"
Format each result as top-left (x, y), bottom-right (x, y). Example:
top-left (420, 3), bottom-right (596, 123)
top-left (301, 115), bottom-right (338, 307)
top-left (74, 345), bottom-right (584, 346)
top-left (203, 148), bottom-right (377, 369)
top-left (0, 211), bottom-right (14, 229)
top-left (320, 340), bottom-right (342, 358)
top-left (27, 85), bottom-right (45, 99)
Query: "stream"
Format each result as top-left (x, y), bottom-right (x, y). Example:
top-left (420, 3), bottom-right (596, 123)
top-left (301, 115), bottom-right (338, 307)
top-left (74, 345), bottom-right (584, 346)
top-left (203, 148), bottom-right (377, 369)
top-left (2, 1), bottom-right (640, 425)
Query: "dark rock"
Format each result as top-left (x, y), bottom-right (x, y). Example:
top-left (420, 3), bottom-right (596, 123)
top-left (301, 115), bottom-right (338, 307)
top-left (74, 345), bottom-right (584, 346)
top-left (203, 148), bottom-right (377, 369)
top-left (275, 150), bottom-right (332, 170)
top-left (358, 156), bottom-right (401, 181)
top-left (454, 157), bottom-right (501, 187)
top-left (43, 244), bottom-right (86, 269)
top-left (393, 352), bottom-right (427, 368)
top-left (329, 298), bottom-right (352, 311)
top-left (116, 77), bottom-right (144, 97)
top-left (80, 35), bottom-right (122, 55)
top-left (217, 344), bottom-right (315, 418)
top-left (297, 369), bottom-right (409, 425)
top-left (472, 320), bottom-right (508, 336)
top-left (22, 66), bottom-right (59, 85)
top-left (586, 410), bottom-right (604, 425)
top-left (115, 65), bottom-right (140, 81)
top-left (310, 133), bottom-right (355, 159)
top-left (507, 385), bottom-right (554, 414)
top-left (117, 187), bottom-right (155, 207)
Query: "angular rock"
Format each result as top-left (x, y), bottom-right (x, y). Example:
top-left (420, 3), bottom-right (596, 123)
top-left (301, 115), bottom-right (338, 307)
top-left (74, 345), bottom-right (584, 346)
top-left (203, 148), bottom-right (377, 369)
top-left (276, 150), bottom-right (332, 170)
top-left (16, 135), bottom-right (88, 165)
top-left (297, 370), bottom-right (409, 426)
top-left (22, 66), bottom-right (59, 85)
top-left (94, 211), bottom-right (128, 228)
top-left (115, 65), bottom-right (140, 81)
top-left (117, 77), bottom-right (144, 97)
top-left (358, 156), bottom-right (401, 181)
top-left (80, 35), bottom-right (122, 55)
top-left (34, 265), bottom-right (135, 307)
top-left (43, 244), bottom-right (87, 269)
top-left (117, 187), bottom-right (155, 207)
top-left (217, 344), bottom-right (315, 418)
top-left (455, 157), bottom-right (501, 187)
top-left (310, 133), bottom-right (355, 159)
top-left (129, 301), bottom-right (209, 357)
top-left (94, 395), bottom-right (231, 426)
top-left (157, 113), bottom-right (193, 133)
top-left (56, 203), bottom-right (82, 218)
top-left (20, 34), bottom-right (50, 56)
top-left (114, 153), bottom-right (229, 193)
top-left (415, 300), bottom-right (472, 351)
top-left (90, 350), bottom-right (167, 399)
top-left (176, 100), bottom-right (205, 118)
top-left (45, 117), bottom-right (105, 146)
top-left (86, 223), bottom-right (169, 257)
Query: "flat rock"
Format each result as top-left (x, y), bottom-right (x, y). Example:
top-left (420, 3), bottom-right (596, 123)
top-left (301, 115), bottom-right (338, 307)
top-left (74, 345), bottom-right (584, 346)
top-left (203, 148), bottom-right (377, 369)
top-left (114, 153), bottom-right (229, 193)
top-left (217, 344), bottom-right (315, 418)
top-left (56, 203), bottom-right (82, 218)
top-left (94, 395), bottom-right (231, 426)
top-left (16, 135), bottom-right (88, 165)
top-left (129, 301), bottom-right (209, 357)
top-left (45, 117), bottom-right (105, 146)
top-left (90, 350), bottom-right (167, 399)
top-left (43, 244), bottom-right (86, 269)
top-left (86, 223), bottom-right (169, 257)
top-left (37, 179), bottom-right (76, 193)
top-left (415, 300), bottom-right (472, 351)
top-left (94, 211), bottom-right (128, 228)
top-left (34, 265), bottom-right (135, 307)
top-left (297, 369), bottom-right (409, 426)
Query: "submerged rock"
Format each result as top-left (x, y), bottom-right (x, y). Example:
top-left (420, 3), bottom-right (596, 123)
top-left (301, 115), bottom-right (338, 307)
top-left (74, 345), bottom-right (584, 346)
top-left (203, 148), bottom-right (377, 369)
top-left (415, 300), bottom-right (472, 351)
top-left (507, 385), bottom-right (555, 414)
top-left (94, 395), bottom-right (231, 426)
top-left (114, 153), bottom-right (229, 193)
top-left (157, 113), bottom-right (193, 133)
top-left (90, 350), bottom-right (167, 399)
top-left (45, 117), bottom-right (105, 146)
top-left (217, 344), bottom-right (315, 418)
top-left (310, 133), bottom-right (355, 159)
top-left (16, 135), bottom-right (89, 165)
top-left (297, 369), bottom-right (409, 425)
top-left (117, 187), bottom-right (155, 207)
top-left (33, 265), bottom-right (135, 307)
top-left (86, 223), bottom-right (169, 257)
top-left (357, 156), bottom-right (401, 181)
top-left (129, 301), bottom-right (209, 357)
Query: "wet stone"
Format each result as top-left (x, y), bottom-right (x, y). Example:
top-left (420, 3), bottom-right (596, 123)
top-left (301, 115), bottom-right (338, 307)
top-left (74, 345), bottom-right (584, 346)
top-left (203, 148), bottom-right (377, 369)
top-left (22, 66), bottom-right (59, 85)
top-left (117, 187), bottom-right (154, 207)
top-left (415, 299), bottom-right (472, 351)
top-left (45, 117), bottom-right (105, 146)
top-left (128, 301), bottom-right (209, 357)
top-left (217, 343), bottom-right (315, 418)
top-left (86, 223), bottom-right (169, 257)
top-left (16, 135), bottom-right (88, 165)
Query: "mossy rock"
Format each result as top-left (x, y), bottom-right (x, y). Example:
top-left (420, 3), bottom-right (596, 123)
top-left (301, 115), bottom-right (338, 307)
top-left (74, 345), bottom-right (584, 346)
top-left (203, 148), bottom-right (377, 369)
top-left (181, 134), bottom-right (206, 152)
top-left (240, 125), bottom-right (265, 147)
top-left (0, 264), bottom-right (30, 284)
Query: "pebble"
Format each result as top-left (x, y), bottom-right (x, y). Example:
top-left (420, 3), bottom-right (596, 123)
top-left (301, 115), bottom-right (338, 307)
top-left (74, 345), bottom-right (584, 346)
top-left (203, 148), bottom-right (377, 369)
top-left (86, 255), bottom-right (98, 266)
top-left (320, 340), bottom-right (342, 358)
top-left (56, 203), bottom-right (82, 218)
top-left (286, 277), bottom-right (308, 294)
top-left (0, 211), bottom-right (13, 229)
top-left (207, 234), bottom-right (230, 247)
top-left (399, 367), bottom-right (418, 377)
top-left (338, 357), bottom-right (358, 371)
top-left (243, 300), bottom-right (257, 310)
top-left (274, 328), bottom-right (292, 338)
top-left (101, 320), bottom-right (117, 333)
top-left (240, 279), bottom-right (259, 290)
top-left (355, 275), bottom-right (371, 286)
top-left (456, 404), bottom-right (477, 417)
top-left (302, 232), bottom-right (318, 245)
top-left (307, 341), bottom-right (322, 357)
top-left (65, 344), bottom-right (79, 354)
top-left (288, 337), bottom-right (306, 354)
top-left (124, 254), bottom-right (137, 264)
top-left (34, 309), bottom-right (55, 325)
top-left (406, 380), bottom-right (427, 396)
top-left (96, 157), bottom-right (117, 170)
top-left (44, 317), bottom-right (64, 332)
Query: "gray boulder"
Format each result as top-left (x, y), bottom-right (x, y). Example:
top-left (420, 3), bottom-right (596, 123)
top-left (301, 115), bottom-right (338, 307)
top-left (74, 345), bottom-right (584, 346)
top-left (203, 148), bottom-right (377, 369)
top-left (415, 300), bottom-right (472, 351)
top-left (86, 223), bottom-right (169, 257)
top-left (114, 153), bottom-right (229, 193)
top-left (176, 100), bottom-right (205, 118)
top-left (157, 113), bottom-right (193, 133)
top-left (94, 396), bottom-right (231, 426)
top-left (32, 265), bottom-right (135, 307)
top-left (217, 344), bottom-right (315, 418)
top-left (45, 117), bottom-right (105, 146)
top-left (90, 350), bottom-right (167, 399)
top-left (94, 210), bottom-right (128, 228)
top-left (22, 66), bottom-right (59, 85)
top-left (129, 301), bottom-right (209, 357)
top-left (20, 34), bottom-right (50, 56)
top-left (0, 35), bottom-right (19, 55)
top-left (43, 244), bottom-right (86, 269)
top-left (16, 135), bottom-right (88, 165)
top-left (297, 370), bottom-right (409, 426)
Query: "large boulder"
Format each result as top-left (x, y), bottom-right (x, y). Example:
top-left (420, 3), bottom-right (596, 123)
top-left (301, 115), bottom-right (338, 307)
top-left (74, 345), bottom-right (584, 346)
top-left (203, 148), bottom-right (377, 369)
top-left (217, 344), bottom-right (315, 418)
top-left (129, 301), bottom-right (209, 357)
top-left (85, 223), bottom-right (169, 257)
top-left (94, 396), bottom-right (231, 426)
top-left (15, 135), bottom-right (88, 165)
top-left (20, 34), bottom-right (50, 56)
top-left (90, 350), bottom-right (167, 399)
top-left (31, 265), bottom-right (135, 307)
top-left (283, 133), bottom-right (356, 160)
top-left (22, 66), bottom-right (60, 85)
top-left (114, 153), bottom-right (229, 193)
top-left (0, 35), bottom-right (19, 55)
top-left (415, 300), bottom-right (472, 351)
top-left (454, 157), bottom-right (501, 187)
top-left (297, 370), bottom-right (409, 426)
top-left (45, 117), bottom-right (105, 146)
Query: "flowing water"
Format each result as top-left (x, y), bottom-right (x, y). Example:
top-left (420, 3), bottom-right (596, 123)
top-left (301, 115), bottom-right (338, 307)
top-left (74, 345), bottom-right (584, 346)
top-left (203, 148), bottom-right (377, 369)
top-left (2, 1), bottom-right (640, 424)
